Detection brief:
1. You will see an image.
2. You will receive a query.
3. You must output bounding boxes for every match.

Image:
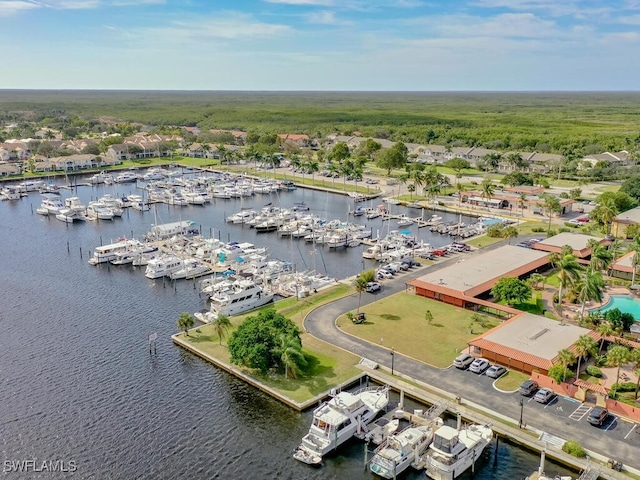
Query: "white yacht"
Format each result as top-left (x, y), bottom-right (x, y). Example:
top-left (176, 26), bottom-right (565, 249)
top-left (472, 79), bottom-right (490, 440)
top-left (145, 221), bottom-right (199, 241)
top-left (370, 425), bottom-right (436, 479)
top-left (111, 245), bottom-right (158, 265)
top-left (55, 208), bottom-right (86, 223)
top-left (0, 186), bottom-right (21, 201)
top-left (114, 171), bottom-right (139, 183)
top-left (169, 260), bottom-right (212, 280)
top-left (86, 201), bottom-right (115, 221)
top-left (424, 421), bottom-right (493, 480)
top-left (127, 194), bottom-right (150, 211)
top-left (226, 210), bottom-right (257, 224)
top-left (144, 254), bottom-right (184, 279)
top-left (90, 171), bottom-right (113, 184)
top-left (64, 196), bottom-right (86, 213)
top-left (293, 385), bottom-right (390, 465)
top-left (88, 239), bottom-right (141, 265)
top-left (37, 195), bottom-right (65, 216)
top-left (396, 214), bottom-right (414, 227)
top-left (195, 279), bottom-right (273, 322)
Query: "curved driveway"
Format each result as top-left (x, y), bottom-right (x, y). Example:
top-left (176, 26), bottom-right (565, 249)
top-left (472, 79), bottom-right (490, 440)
top-left (304, 260), bottom-right (639, 469)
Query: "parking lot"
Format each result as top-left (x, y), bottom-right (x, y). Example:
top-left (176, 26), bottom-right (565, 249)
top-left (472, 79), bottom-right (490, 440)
top-left (450, 361), bottom-right (640, 452)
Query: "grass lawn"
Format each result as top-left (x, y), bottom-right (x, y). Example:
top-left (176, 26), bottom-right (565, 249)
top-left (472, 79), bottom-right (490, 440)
top-left (594, 184), bottom-right (621, 194)
top-left (176, 284), bottom-right (362, 403)
top-left (495, 371), bottom-right (530, 391)
top-left (545, 273), bottom-right (560, 287)
top-left (338, 292), bottom-right (499, 368)
top-left (578, 373), bottom-right (603, 385)
top-left (502, 292), bottom-right (545, 315)
top-left (466, 235), bottom-right (504, 249)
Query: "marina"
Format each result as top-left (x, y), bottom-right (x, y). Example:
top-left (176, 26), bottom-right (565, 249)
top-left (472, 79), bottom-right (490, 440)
top-left (0, 169), bottom-right (581, 479)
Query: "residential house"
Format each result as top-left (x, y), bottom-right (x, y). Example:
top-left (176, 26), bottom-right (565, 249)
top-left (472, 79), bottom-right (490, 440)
top-left (0, 162), bottom-right (21, 176)
top-left (611, 206), bottom-right (640, 239)
top-left (582, 151), bottom-right (632, 167)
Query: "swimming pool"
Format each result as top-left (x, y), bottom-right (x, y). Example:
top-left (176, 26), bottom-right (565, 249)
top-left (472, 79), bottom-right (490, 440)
top-left (598, 295), bottom-right (640, 320)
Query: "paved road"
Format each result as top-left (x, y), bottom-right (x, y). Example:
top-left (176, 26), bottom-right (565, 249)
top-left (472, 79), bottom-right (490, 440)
top-left (304, 258), bottom-right (640, 469)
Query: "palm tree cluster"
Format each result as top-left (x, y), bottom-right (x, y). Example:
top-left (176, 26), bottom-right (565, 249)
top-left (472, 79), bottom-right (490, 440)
top-left (550, 239), bottom-right (612, 321)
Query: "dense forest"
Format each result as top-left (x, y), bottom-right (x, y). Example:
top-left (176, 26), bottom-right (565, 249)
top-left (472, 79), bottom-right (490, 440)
top-left (1, 90), bottom-right (640, 154)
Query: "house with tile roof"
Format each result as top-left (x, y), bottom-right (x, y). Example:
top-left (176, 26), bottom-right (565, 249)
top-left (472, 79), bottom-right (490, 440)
top-left (468, 313), bottom-right (597, 374)
top-left (611, 206), bottom-right (640, 238)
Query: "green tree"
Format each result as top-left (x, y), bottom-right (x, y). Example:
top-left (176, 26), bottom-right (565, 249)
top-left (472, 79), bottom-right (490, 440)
top-left (482, 152), bottom-right (502, 173)
top-left (557, 348), bottom-right (576, 381)
top-left (211, 312), bottom-right (232, 345)
top-left (607, 344), bottom-right (631, 398)
top-left (596, 322), bottom-right (614, 353)
top-left (630, 347), bottom-right (640, 399)
top-left (228, 309), bottom-right (301, 374)
top-left (490, 277), bottom-right (532, 305)
top-left (176, 312), bottom-right (195, 336)
top-left (444, 158), bottom-right (470, 181)
top-left (330, 142), bottom-right (350, 165)
top-left (590, 197), bottom-right (618, 234)
top-left (527, 273), bottom-right (545, 290)
top-left (587, 241), bottom-right (612, 272)
top-left (502, 225), bottom-right (519, 244)
top-left (278, 334), bottom-right (307, 379)
top-left (353, 269), bottom-right (376, 313)
top-left (553, 253), bottom-right (582, 309)
top-left (541, 194), bottom-right (561, 231)
top-left (627, 236), bottom-right (640, 285)
top-left (547, 364), bottom-right (565, 384)
top-left (575, 268), bottom-right (605, 320)
top-left (481, 178), bottom-right (494, 209)
top-left (573, 334), bottom-right (598, 377)
top-left (376, 142), bottom-right (408, 175)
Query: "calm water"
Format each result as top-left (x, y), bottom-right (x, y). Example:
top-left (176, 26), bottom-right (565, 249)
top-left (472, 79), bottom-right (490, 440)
top-left (0, 173), bottom-right (576, 479)
top-left (599, 295), bottom-right (640, 320)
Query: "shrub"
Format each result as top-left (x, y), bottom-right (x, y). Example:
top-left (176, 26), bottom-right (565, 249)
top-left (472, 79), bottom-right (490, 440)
top-left (547, 229), bottom-right (557, 237)
top-left (562, 439), bottom-right (587, 458)
top-left (564, 222), bottom-right (580, 228)
top-left (531, 227), bottom-right (545, 233)
top-left (586, 365), bottom-right (602, 377)
top-left (558, 227), bottom-right (571, 233)
top-left (595, 355), bottom-right (608, 367)
top-left (611, 382), bottom-right (637, 393)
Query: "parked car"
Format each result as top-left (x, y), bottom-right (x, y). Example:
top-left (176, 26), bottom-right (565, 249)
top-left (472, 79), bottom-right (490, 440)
top-left (486, 365), bottom-right (507, 379)
top-left (452, 242), bottom-right (471, 251)
top-left (385, 262), bottom-right (403, 273)
top-left (533, 388), bottom-right (555, 404)
top-left (519, 380), bottom-right (539, 396)
top-left (453, 353), bottom-right (475, 369)
top-left (376, 269), bottom-right (393, 279)
top-left (469, 358), bottom-right (490, 374)
top-left (431, 249), bottom-right (448, 257)
top-left (587, 407), bottom-right (609, 426)
top-left (365, 282), bottom-right (381, 293)
top-left (401, 259), bottom-right (421, 268)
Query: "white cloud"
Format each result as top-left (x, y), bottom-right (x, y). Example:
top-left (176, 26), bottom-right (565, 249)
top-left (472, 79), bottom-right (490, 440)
top-left (35, 0), bottom-right (100, 8)
top-left (306, 10), bottom-right (351, 25)
top-left (0, 1), bottom-right (39, 16)
top-left (432, 13), bottom-right (559, 39)
top-left (616, 13), bottom-right (640, 24)
top-left (264, 0), bottom-right (335, 5)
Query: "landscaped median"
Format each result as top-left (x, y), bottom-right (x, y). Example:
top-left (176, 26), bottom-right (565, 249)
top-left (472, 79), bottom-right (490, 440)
top-left (337, 292), bottom-right (499, 368)
top-left (172, 284), bottom-right (362, 409)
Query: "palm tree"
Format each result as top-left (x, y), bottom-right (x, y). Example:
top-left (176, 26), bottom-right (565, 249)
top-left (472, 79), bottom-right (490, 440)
top-left (607, 344), bottom-right (631, 398)
top-left (627, 236), bottom-right (640, 285)
top-left (553, 254), bottom-right (582, 310)
top-left (353, 269), bottom-right (376, 313)
top-left (629, 347), bottom-right (640, 399)
top-left (557, 348), bottom-right (576, 381)
top-left (481, 178), bottom-right (494, 210)
top-left (518, 192), bottom-right (527, 216)
top-left (575, 268), bottom-right (605, 319)
top-left (588, 242), bottom-right (613, 273)
top-left (279, 334), bottom-right (307, 379)
top-left (502, 226), bottom-right (518, 245)
top-left (308, 159), bottom-right (319, 185)
top-left (201, 142), bottom-right (211, 160)
top-left (596, 322), bottom-right (614, 353)
top-left (573, 334), bottom-right (598, 377)
top-left (211, 312), bottom-right (232, 345)
top-left (176, 312), bottom-right (195, 336)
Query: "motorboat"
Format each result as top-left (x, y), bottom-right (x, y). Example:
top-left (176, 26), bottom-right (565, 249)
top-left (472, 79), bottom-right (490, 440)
top-left (111, 245), bottom-right (158, 266)
top-left (169, 260), bottom-right (213, 280)
top-left (86, 201), bottom-right (115, 221)
top-left (55, 208), bottom-right (86, 223)
top-left (144, 254), bottom-right (184, 279)
top-left (127, 194), bottom-right (150, 211)
top-left (88, 239), bottom-right (141, 265)
top-left (114, 171), bottom-right (139, 183)
top-left (37, 194), bottom-right (65, 216)
top-left (363, 417), bottom-right (400, 446)
top-left (424, 420), bottom-right (493, 480)
top-left (90, 171), bottom-right (113, 184)
top-left (64, 196), bottom-right (86, 213)
top-left (293, 385), bottom-right (390, 465)
top-left (369, 424), bottom-right (436, 479)
top-left (226, 210), bottom-right (257, 224)
top-left (145, 221), bottom-right (199, 241)
top-left (0, 186), bottom-right (21, 201)
top-left (396, 215), bottom-right (414, 227)
top-left (195, 279), bottom-right (273, 322)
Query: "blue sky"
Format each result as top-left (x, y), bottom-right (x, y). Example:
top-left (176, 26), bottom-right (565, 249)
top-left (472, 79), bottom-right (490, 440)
top-left (2, 0), bottom-right (639, 90)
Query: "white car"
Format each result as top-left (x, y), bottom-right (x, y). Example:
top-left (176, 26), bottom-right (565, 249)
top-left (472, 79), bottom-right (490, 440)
top-left (469, 358), bottom-right (490, 374)
top-left (365, 282), bottom-right (381, 293)
top-left (385, 262), bottom-right (403, 273)
top-left (376, 269), bottom-right (393, 279)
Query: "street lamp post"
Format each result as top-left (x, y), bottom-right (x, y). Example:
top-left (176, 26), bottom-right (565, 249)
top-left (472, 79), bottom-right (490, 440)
top-left (518, 398), bottom-right (524, 429)
top-left (390, 348), bottom-right (395, 376)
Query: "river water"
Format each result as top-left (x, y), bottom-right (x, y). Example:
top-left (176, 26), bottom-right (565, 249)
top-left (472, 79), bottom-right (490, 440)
top-left (0, 172), bottom-right (576, 479)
